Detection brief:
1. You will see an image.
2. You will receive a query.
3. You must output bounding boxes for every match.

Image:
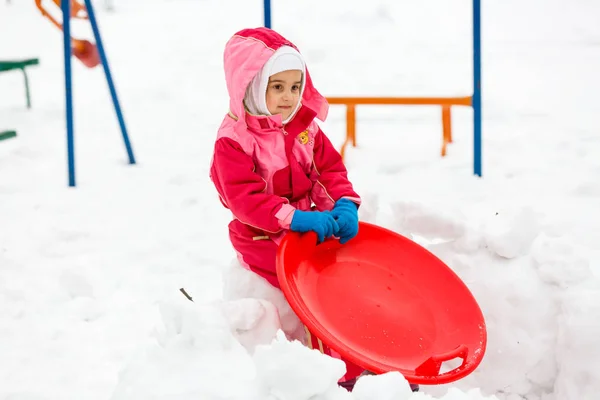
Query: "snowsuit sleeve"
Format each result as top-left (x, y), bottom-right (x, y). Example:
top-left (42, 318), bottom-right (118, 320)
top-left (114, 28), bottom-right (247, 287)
top-left (210, 137), bottom-right (296, 233)
top-left (310, 127), bottom-right (361, 210)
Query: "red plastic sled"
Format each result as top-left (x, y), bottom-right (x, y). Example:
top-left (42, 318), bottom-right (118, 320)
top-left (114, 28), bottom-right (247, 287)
top-left (276, 221), bottom-right (487, 385)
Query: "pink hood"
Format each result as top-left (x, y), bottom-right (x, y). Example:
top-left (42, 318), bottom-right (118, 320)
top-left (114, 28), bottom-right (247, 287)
top-left (223, 27), bottom-right (329, 125)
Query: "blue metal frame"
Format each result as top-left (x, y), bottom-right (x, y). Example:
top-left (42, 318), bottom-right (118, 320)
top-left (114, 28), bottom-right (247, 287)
top-left (61, 0), bottom-right (75, 187)
top-left (61, 0), bottom-right (135, 187)
top-left (84, 0), bottom-right (136, 167)
top-left (264, 0), bottom-right (271, 28)
top-left (473, 0), bottom-right (482, 177)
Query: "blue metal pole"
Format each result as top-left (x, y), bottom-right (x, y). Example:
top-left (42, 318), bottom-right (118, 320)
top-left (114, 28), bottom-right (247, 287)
top-left (62, 0), bottom-right (76, 187)
top-left (83, 0), bottom-right (136, 164)
top-left (264, 0), bottom-right (271, 28)
top-left (473, 0), bottom-right (482, 177)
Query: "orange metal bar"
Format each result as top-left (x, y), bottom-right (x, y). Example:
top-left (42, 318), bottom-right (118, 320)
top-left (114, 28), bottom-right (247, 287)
top-left (347, 104), bottom-right (356, 146)
top-left (340, 104), bottom-right (356, 160)
top-left (327, 96), bottom-right (472, 107)
top-left (328, 96), bottom-right (472, 161)
top-left (441, 105), bottom-right (452, 157)
top-left (35, 0), bottom-right (62, 30)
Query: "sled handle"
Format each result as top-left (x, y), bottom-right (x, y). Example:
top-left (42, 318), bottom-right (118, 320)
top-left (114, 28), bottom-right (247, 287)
top-left (414, 344), bottom-right (469, 377)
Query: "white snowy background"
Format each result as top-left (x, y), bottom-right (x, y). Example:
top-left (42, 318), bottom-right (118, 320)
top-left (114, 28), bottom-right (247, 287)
top-left (1, 0), bottom-right (600, 399)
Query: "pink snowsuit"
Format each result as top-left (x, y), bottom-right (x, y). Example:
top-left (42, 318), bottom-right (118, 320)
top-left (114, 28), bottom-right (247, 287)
top-left (210, 28), bottom-right (361, 287)
top-left (209, 27), bottom-right (363, 382)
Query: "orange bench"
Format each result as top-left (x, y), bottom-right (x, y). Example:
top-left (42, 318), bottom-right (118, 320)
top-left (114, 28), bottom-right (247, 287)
top-left (326, 96), bottom-right (473, 160)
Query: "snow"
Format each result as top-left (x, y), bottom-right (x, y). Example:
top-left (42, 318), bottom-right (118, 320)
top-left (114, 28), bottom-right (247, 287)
top-left (1, 0), bottom-right (600, 399)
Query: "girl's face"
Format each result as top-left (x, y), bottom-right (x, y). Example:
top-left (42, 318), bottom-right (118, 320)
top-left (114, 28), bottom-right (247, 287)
top-left (265, 69), bottom-right (302, 122)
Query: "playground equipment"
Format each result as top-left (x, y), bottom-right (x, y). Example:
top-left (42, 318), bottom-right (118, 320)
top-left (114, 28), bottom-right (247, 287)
top-left (327, 96), bottom-right (472, 161)
top-left (0, 58), bottom-right (40, 108)
top-left (35, 0), bottom-right (100, 68)
top-left (35, 0), bottom-right (135, 186)
top-left (0, 59), bottom-right (40, 144)
top-left (262, 0), bottom-right (482, 177)
top-left (0, 130), bottom-right (17, 142)
top-left (276, 221), bottom-right (487, 385)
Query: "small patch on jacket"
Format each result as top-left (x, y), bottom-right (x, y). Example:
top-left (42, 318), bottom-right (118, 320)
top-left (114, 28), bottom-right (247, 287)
top-left (297, 130), bottom-right (310, 145)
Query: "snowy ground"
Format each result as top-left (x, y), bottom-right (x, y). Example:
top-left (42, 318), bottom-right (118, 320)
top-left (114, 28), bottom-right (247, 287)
top-left (1, 0), bottom-right (600, 399)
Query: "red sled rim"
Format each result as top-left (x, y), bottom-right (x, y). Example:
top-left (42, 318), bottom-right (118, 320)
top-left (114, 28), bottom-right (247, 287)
top-left (276, 221), bottom-right (487, 385)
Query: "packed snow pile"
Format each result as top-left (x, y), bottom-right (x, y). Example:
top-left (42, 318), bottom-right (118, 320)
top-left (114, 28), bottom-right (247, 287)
top-left (109, 193), bottom-right (600, 400)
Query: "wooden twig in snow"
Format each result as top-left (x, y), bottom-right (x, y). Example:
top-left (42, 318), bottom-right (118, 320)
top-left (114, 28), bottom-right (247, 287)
top-left (179, 288), bottom-right (194, 302)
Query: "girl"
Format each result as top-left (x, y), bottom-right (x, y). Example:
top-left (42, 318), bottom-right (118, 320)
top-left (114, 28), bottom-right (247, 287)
top-left (210, 27), bottom-right (364, 389)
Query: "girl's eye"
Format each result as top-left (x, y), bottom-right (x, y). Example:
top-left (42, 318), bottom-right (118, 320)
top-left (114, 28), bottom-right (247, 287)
top-left (292, 85), bottom-right (300, 91)
top-left (272, 84), bottom-right (282, 90)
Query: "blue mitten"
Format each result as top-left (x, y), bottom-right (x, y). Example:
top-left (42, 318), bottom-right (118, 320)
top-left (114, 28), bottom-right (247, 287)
top-left (331, 199), bottom-right (359, 244)
top-left (290, 210), bottom-right (339, 243)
